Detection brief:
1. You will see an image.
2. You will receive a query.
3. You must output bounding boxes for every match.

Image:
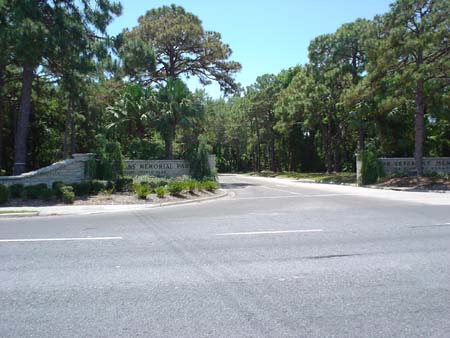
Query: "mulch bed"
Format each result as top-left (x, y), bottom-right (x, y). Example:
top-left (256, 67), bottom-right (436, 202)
top-left (3, 190), bottom-right (218, 207)
top-left (377, 177), bottom-right (450, 191)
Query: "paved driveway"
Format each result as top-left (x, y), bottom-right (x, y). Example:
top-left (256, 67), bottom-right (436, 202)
top-left (1, 174), bottom-right (449, 338)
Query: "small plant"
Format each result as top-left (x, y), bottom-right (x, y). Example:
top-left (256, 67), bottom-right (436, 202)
top-left (167, 180), bottom-right (185, 196)
top-left (186, 179), bottom-right (198, 193)
top-left (8, 184), bottom-right (24, 198)
top-left (52, 181), bottom-right (65, 198)
top-left (0, 184), bottom-right (9, 204)
top-left (133, 183), bottom-right (150, 200)
top-left (133, 176), bottom-right (168, 189)
top-left (61, 186), bottom-right (75, 204)
top-left (114, 177), bottom-right (133, 192)
top-left (90, 180), bottom-right (108, 194)
top-left (200, 180), bottom-right (219, 192)
top-left (156, 186), bottom-right (166, 198)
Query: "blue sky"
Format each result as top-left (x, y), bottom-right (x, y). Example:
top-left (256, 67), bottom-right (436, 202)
top-left (108, 0), bottom-right (393, 97)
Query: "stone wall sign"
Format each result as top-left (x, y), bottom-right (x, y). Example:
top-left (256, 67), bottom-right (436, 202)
top-left (379, 157), bottom-right (450, 175)
top-left (124, 160), bottom-right (191, 177)
top-left (123, 155), bottom-right (216, 178)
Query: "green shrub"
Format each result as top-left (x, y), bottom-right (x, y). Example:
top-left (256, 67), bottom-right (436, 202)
top-left (188, 136), bottom-right (213, 180)
top-left (200, 180), bottom-right (219, 192)
top-left (133, 183), bottom-right (150, 200)
top-left (155, 186), bottom-right (166, 198)
top-left (106, 180), bottom-right (115, 192)
top-left (133, 176), bottom-right (168, 189)
top-left (95, 141), bottom-right (124, 181)
top-left (61, 186), bottom-right (75, 204)
top-left (71, 181), bottom-right (91, 196)
top-left (40, 188), bottom-right (53, 201)
top-left (360, 150), bottom-right (385, 185)
top-left (167, 180), bottom-right (186, 195)
top-left (0, 184), bottom-right (9, 204)
top-left (8, 184), bottom-right (24, 198)
top-left (114, 177), bottom-right (133, 192)
top-left (24, 184), bottom-right (47, 200)
top-left (52, 181), bottom-right (65, 198)
top-left (90, 180), bottom-right (108, 194)
top-left (186, 179), bottom-right (198, 193)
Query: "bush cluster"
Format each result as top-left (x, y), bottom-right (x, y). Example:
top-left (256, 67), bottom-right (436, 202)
top-left (60, 186), bottom-right (75, 204)
top-left (360, 150), bottom-right (385, 185)
top-left (133, 183), bottom-right (151, 199)
top-left (0, 184), bottom-right (9, 204)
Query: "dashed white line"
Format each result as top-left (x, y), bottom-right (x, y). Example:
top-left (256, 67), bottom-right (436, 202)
top-left (216, 229), bottom-right (323, 236)
top-left (0, 236), bottom-right (123, 243)
top-left (260, 185), bottom-right (301, 195)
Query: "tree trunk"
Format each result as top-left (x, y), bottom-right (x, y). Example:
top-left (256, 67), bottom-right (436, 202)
top-left (0, 69), bottom-right (4, 172)
top-left (70, 116), bottom-right (76, 155)
top-left (164, 124), bottom-right (175, 159)
top-left (357, 126), bottom-right (365, 153)
top-left (63, 108), bottom-right (70, 159)
top-left (415, 78), bottom-right (425, 176)
top-left (415, 49), bottom-right (425, 176)
top-left (13, 65), bottom-right (34, 175)
top-left (255, 122), bottom-right (261, 172)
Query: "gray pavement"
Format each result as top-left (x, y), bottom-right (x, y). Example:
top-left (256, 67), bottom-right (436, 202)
top-left (0, 174), bottom-right (449, 338)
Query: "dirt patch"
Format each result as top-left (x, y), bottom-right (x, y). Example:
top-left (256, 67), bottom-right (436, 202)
top-left (377, 176), bottom-right (450, 191)
top-left (3, 190), bottom-right (219, 207)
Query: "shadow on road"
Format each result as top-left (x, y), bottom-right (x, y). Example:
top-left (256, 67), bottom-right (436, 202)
top-left (220, 183), bottom-right (258, 190)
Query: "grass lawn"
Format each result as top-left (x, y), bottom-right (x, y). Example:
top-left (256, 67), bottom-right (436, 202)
top-left (248, 171), bottom-right (357, 184)
top-left (0, 210), bottom-right (37, 214)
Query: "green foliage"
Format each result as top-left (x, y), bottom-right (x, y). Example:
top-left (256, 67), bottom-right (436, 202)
top-left (133, 183), bottom-right (151, 199)
top-left (52, 182), bottom-right (65, 198)
top-left (90, 180), bottom-right (108, 195)
top-left (167, 180), bottom-right (186, 195)
top-left (199, 180), bottom-right (219, 192)
top-left (360, 151), bottom-right (385, 185)
top-left (133, 176), bottom-right (168, 189)
top-left (115, 177), bottom-right (133, 192)
top-left (95, 141), bottom-right (124, 181)
top-left (8, 184), bottom-right (24, 198)
top-left (155, 186), bottom-right (166, 198)
top-left (23, 184), bottom-right (47, 200)
top-left (61, 186), bottom-right (75, 204)
top-left (186, 179), bottom-right (198, 193)
top-left (40, 188), bottom-right (53, 201)
top-left (71, 181), bottom-right (92, 197)
top-left (188, 136), bottom-right (213, 180)
top-left (126, 4), bottom-right (241, 94)
top-left (0, 184), bottom-right (9, 204)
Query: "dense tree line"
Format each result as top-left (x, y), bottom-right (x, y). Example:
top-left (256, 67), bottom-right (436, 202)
top-left (206, 0), bottom-right (449, 174)
top-left (0, 0), bottom-right (448, 176)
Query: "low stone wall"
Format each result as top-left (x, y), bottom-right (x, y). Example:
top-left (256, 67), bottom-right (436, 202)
top-left (0, 154), bottom-right (217, 187)
top-left (356, 156), bottom-right (450, 184)
top-left (0, 154), bottom-right (93, 187)
top-left (123, 155), bottom-right (216, 177)
top-left (379, 157), bottom-right (450, 175)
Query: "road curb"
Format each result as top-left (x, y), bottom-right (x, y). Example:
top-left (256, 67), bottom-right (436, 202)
top-left (0, 211), bottom-right (40, 218)
top-left (12, 189), bottom-right (229, 217)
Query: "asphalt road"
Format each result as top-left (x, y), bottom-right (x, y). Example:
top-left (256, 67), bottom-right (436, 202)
top-left (1, 174), bottom-right (449, 338)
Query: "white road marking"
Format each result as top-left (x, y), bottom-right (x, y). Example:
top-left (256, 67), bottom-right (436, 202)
top-left (233, 193), bottom-right (352, 201)
top-left (260, 186), bottom-right (301, 195)
top-left (216, 229), bottom-right (323, 236)
top-left (0, 236), bottom-right (123, 243)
